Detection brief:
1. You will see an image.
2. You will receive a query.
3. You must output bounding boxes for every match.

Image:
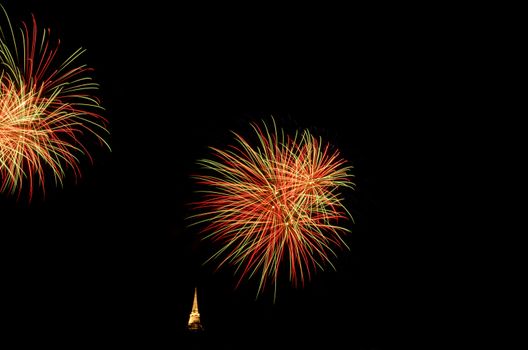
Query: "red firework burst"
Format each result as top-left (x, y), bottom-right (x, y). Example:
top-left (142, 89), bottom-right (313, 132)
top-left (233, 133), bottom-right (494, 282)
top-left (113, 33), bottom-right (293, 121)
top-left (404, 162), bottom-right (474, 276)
top-left (0, 5), bottom-right (110, 200)
top-left (189, 118), bottom-right (355, 299)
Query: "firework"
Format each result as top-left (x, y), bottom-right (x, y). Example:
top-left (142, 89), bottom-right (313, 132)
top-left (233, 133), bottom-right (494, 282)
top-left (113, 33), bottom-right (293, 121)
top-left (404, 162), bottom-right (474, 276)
top-left (0, 5), bottom-right (110, 200)
top-left (189, 118), bottom-right (355, 299)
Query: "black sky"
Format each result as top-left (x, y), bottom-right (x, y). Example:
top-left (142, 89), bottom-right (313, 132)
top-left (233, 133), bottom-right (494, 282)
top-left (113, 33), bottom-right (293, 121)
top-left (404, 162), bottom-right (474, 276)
top-left (0, 1), bottom-right (460, 348)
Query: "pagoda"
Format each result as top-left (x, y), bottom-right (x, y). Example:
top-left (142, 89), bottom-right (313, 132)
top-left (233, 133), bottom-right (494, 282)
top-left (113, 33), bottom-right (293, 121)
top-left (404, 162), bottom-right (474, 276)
top-left (187, 287), bottom-right (204, 332)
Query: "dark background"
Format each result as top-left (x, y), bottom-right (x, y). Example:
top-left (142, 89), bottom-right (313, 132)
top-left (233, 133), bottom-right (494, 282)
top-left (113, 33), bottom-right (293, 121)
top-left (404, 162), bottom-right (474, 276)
top-left (1, 1), bottom-right (466, 348)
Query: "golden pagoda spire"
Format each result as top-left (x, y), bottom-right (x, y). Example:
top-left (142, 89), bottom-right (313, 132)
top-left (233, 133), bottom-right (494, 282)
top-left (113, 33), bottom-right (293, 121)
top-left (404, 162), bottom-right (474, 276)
top-left (187, 287), bottom-right (203, 331)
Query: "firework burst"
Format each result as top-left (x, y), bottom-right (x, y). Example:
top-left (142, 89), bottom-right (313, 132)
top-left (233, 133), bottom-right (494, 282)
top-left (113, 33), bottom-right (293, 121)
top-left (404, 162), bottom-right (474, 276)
top-left (189, 118), bottom-right (355, 299)
top-left (0, 5), bottom-right (110, 200)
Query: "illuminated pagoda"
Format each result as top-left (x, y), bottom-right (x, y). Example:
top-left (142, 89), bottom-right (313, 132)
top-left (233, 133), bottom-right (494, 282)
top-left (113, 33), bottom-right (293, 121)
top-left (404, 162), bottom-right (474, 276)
top-left (187, 287), bottom-right (204, 332)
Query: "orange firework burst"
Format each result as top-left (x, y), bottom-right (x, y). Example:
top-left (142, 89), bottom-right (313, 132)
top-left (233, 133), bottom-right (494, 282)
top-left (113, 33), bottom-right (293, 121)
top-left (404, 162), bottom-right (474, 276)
top-left (0, 5), bottom-right (110, 200)
top-left (189, 117), bottom-right (355, 299)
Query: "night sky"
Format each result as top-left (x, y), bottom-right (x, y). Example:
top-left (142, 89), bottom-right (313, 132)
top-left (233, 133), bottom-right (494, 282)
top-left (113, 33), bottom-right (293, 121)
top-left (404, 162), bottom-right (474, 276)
top-left (1, 1), bottom-right (459, 348)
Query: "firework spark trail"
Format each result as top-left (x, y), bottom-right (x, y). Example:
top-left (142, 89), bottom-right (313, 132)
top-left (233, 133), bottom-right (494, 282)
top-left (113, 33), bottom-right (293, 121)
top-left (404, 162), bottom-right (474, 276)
top-left (189, 118), bottom-right (355, 299)
top-left (0, 5), bottom-right (110, 200)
